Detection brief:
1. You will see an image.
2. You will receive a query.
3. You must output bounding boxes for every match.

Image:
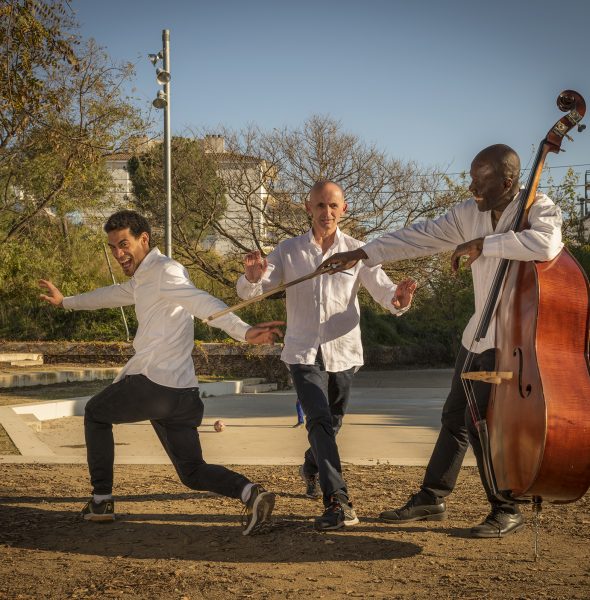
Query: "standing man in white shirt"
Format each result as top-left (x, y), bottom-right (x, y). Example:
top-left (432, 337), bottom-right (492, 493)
top-left (236, 181), bottom-right (416, 531)
top-left (321, 145), bottom-right (564, 538)
top-left (39, 210), bottom-right (283, 536)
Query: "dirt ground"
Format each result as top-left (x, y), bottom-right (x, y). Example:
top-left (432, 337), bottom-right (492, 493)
top-left (0, 463), bottom-right (588, 600)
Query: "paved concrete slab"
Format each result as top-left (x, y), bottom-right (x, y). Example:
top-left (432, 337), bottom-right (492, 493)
top-left (0, 369), bottom-right (476, 466)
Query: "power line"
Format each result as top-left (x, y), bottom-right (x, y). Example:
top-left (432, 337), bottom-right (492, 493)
top-left (276, 183), bottom-right (586, 196)
top-left (413, 163), bottom-right (590, 178)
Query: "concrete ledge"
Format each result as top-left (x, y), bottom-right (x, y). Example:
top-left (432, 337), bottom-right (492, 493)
top-left (0, 367), bottom-right (121, 389)
top-left (0, 407), bottom-right (55, 456)
top-left (12, 397), bottom-right (90, 421)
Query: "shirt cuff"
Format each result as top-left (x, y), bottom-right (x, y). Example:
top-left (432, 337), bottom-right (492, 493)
top-left (392, 305), bottom-right (410, 317)
top-left (482, 234), bottom-right (504, 258)
top-left (62, 296), bottom-right (75, 310)
top-left (237, 274), bottom-right (263, 297)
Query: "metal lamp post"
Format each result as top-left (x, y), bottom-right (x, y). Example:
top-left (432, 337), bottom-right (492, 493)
top-left (149, 30), bottom-right (172, 257)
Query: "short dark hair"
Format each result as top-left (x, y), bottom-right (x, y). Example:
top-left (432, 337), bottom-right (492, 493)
top-left (104, 210), bottom-right (151, 242)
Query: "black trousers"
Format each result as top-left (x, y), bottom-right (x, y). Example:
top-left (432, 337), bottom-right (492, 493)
top-left (289, 349), bottom-right (356, 506)
top-left (84, 374), bottom-right (250, 499)
top-left (421, 346), bottom-right (517, 512)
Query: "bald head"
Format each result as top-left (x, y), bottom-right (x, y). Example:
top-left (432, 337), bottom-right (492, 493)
top-left (309, 180), bottom-right (345, 199)
top-left (473, 144), bottom-right (520, 187)
top-left (469, 144), bottom-right (521, 215)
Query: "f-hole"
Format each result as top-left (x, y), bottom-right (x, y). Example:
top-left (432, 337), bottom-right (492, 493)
top-left (513, 347), bottom-right (532, 398)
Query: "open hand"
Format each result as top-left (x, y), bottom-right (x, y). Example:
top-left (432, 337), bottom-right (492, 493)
top-left (39, 279), bottom-right (64, 308)
top-left (244, 250), bottom-right (268, 283)
top-left (392, 278), bottom-right (417, 309)
top-left (451, 238), bottom-right (484, 272)
top-left (245, 321), bottom-right (285, 345)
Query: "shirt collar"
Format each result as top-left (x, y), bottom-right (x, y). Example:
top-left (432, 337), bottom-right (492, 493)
top-left (133, 247), bottom-right (161, 278)
top-left (306, 227), bottom-right (342, 249)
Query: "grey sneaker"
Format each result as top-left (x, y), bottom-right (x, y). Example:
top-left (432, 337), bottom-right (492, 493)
top-left (242, 484), bottom-right (275, 536)
top-left (81, 498), bottom-right (115, 522)
top-left (299, 465), bottom-right (321, 500)
top-left (342, 502), bottom-right (359, 526)
top-left (314, 497), bottom-right (359, 531)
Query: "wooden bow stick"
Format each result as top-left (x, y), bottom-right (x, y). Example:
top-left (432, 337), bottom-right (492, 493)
top-left (204, 263), bottom-right (346, 323)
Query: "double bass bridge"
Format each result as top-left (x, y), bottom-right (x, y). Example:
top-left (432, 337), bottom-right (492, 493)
top-left (461, 371), bottom-right (513, 385)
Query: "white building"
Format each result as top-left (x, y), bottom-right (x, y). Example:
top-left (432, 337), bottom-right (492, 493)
top-left (103, 135), bottom-right (277, 255)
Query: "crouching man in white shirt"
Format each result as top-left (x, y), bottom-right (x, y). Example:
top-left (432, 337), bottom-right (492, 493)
top-left (237, 181), bottom-right (416, 531)
top-left (321, 145), bottom-right (564, 539)
top-left (40, 210), bottom-right (283, 536)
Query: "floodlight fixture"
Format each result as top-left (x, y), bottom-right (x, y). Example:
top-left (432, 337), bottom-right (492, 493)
top-left (148, 52), bottom-right (162, 66)
top-left (152, 90), bottom-right (167, 109)
top-left (156, 67), bottom-right (171, 84)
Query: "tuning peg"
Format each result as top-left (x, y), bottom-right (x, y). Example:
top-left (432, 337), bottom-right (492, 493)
top-left (565, 133), bottom-right (574, 142)
top-left (578, 124), bottom-right (586, 133)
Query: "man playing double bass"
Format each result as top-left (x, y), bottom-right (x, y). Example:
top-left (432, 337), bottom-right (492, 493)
top-left (321, 144), bottom-right (564, 537)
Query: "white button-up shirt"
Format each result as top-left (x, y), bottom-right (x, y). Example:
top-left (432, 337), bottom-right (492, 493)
top-left (362, 192), bottom-right (563, 354)
top-left (63, 248), bottom-right (250, 388)
top-left (237, 228), bottom-right (406, 372)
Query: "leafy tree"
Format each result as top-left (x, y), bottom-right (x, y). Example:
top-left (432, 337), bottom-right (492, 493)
top-left (128, 137), bottom-right (230, 282)
top-left (0, 0), bottom-right (79, 165)
top-left (0, 1), bottom-right (146, 340)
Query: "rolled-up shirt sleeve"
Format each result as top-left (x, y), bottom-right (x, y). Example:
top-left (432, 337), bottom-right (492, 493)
top-left (63, 281), bottom-right (135, 310)
top-left (482, 197), bottom-right (563, 262)
top-left (159, 263), bottom-right (250, 342)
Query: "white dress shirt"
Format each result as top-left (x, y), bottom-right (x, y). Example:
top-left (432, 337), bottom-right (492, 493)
top-left (362, 192), bottom-right (563, 353)
top-left (237, 228), bottom-right (406, 372)
top-left (63, 248), bottom-right (250, 388)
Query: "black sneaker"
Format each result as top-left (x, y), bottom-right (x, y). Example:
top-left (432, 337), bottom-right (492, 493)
top-left (380, 492), bottom-right (446, 523)
top-left (299, 465), bottom-right (321, 500)
top-left (314, 497), bottom-right (359, 531)
top-left (242, 484), bottom-right (275, 536)
top-left (81, 498), bottom-right (115, 522)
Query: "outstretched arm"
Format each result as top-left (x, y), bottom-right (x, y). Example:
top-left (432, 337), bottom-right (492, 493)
top-left (40, 279), bottom-right (135, 310)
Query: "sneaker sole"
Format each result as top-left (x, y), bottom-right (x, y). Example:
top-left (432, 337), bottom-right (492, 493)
top-left (242, 492), bottom-right (275, 536)
top-left (314, 520), bottom-right (345, 532)
top-left (83, 513), bottom-right (115, 522)
top-left (380, 512), bottom-right (446, 524)
top-left (343, 516), bottom-right (360, 526)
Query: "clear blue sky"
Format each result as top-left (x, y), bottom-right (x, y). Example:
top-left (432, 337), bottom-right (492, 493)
top-left (74, 0), bottom-right (590, 195)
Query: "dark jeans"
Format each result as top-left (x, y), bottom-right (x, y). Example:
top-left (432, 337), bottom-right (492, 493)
top-left (421, 346), bottom-right (517, 512)
top-left (289, 349), bottom-right (355, 506)
top-left (84, 374), bottom-right (250, 498)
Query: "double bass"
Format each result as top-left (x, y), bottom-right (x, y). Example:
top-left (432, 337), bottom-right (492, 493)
top-left (462, 90), bottom-right (590, 512)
